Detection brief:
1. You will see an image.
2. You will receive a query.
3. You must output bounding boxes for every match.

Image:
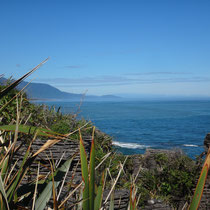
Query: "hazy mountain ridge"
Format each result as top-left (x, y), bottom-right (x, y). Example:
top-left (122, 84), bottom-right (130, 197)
top-left (0, 77), bottom-right (121, 101)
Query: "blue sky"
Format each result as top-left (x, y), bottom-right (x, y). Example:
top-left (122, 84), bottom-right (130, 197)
top-left (1, 0), bottom-right (210, 97)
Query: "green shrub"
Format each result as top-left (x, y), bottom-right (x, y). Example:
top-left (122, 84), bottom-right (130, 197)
top-left (51, 120), bottom-right (71, 134)
top-left (137, 153), bottom-right (200, 207)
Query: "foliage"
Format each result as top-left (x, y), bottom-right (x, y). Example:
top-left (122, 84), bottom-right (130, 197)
top-left (35, 158), bottom-right (74, 210)
top-left (79, 128), bottom-right (105, 210)
top-left (0, 124), bottom-right (64, 138)
top-left (136, 152), bottom-right (201, 208)
top-left (0, 85), bottom-right (29, 125)
top-left (51, 120), bottom-right (71, 134)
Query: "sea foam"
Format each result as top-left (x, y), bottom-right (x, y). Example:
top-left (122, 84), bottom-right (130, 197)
top-left (112, 141), bottom-right (149, 149)
top-left (183, 144), bottom-right (199, 147)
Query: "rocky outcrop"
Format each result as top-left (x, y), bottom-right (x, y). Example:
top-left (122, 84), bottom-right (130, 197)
top-left (102, 189), bottom-right (130, 210)
top-left (144, 199), bottom-right (172, 210)
top-left (204, 133), bottom-right (210, 152)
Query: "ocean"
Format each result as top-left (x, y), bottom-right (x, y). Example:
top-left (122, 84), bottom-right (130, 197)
top-left (35, 100), bottom-right (210, 159)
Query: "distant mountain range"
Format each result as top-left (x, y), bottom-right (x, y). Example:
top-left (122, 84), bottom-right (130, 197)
top-left (1, 77), bottom-right (209, 101)
top-left (0, 77), bottom-right (121, 101)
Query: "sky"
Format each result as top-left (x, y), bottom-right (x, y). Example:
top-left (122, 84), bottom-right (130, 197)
top-left (1, 0), bottom-right (210, 97)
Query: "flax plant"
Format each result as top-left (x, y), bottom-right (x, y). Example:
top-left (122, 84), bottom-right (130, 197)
top-left (79, 127), bottom-right (105, 210)
top-left (189, 148), bottom-right (210, 210)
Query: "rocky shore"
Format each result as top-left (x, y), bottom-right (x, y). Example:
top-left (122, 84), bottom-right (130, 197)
top-left (16, 129), bottom-right (210, 209)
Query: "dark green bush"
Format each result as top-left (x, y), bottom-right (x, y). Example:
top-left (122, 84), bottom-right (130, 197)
top-left (137, 152), bottom-right (200, 207)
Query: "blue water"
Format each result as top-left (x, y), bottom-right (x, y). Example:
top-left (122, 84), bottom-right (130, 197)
top-left (36, 100), bottom-right (210, 159)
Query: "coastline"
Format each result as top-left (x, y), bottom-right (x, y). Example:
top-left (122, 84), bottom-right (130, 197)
top-left (33, 100), bottom-right (210, 159)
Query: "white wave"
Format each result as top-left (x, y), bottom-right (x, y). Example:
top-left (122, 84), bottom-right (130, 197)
top-left (183, 144), bottom-right (199, 147)
top-left (112, 141), bottom-right (149, 149)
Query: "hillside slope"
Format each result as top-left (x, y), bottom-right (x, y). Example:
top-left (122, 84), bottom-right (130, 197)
top-left (0, 77), bottom-right (121, 101)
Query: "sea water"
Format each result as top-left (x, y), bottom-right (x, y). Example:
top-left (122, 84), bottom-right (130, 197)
top-left (36, 100), bottom-right (210, 159)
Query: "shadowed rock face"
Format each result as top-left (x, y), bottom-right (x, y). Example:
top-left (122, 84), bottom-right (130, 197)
top-left (204, 133), bottom-right (210, 152)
